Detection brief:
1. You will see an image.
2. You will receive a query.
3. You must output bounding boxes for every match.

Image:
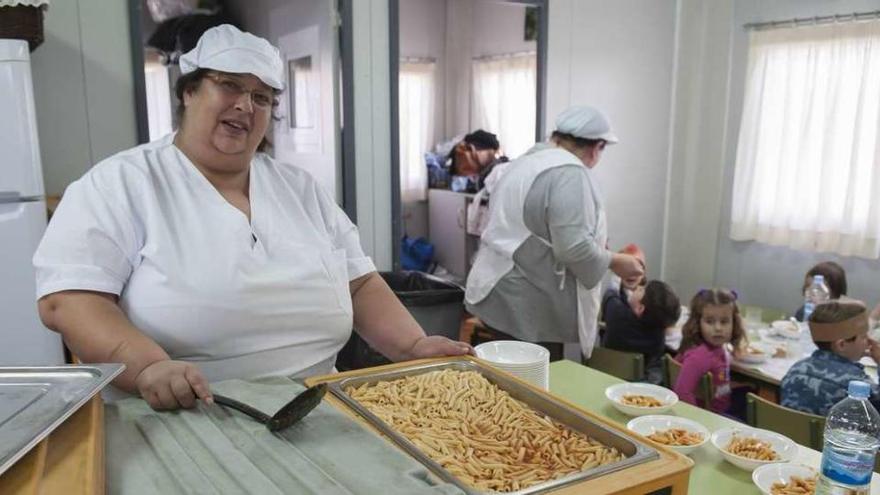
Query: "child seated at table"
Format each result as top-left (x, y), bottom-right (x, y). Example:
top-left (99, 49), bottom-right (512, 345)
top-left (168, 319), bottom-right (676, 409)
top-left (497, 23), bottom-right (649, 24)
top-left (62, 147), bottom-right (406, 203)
top-left (674, 288), bottom-right (745, 414)
top-left (793, 261), bottom-right (848, 321)
top-left (602, 280), bottom-right (681, 384)
top-left (780, 300), bottom-right (880, 416)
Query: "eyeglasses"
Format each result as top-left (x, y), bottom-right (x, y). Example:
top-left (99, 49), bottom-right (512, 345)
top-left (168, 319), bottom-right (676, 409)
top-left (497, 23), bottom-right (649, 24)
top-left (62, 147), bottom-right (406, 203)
top-left (205, 73), bottom-right (276, 109)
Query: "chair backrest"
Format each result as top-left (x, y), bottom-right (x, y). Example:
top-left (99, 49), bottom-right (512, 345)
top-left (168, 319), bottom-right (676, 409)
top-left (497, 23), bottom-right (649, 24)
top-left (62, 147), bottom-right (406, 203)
top-left (584, 347), bottom-right (644, 382)
top-left (664, 355), bottom-right (713, 407)
top-left (746, 392), bottom-right (825, 450)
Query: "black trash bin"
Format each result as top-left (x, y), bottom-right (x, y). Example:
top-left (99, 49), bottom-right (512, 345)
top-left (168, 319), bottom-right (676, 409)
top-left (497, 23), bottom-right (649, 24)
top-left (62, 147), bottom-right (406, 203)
top-left (336, 271), bottom-right (464, 371)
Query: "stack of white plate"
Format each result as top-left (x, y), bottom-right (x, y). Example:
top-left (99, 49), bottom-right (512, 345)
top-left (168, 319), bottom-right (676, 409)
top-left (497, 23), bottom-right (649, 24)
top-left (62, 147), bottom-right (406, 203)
top-left (474, 341), bottom-right (550, 390)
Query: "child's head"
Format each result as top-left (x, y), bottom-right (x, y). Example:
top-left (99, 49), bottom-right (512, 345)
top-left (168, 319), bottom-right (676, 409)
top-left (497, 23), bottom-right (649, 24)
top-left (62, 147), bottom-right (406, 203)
top-left (680, 288), bottom-right (745, 351)
top-left (809, 301), bottom-right (869, 362)
top-left (620, 243), bottom-right (648, 287)
top-left (801, 261), bottom-right (847, 299)
top-left (628, 280), bottom-right (680, 330)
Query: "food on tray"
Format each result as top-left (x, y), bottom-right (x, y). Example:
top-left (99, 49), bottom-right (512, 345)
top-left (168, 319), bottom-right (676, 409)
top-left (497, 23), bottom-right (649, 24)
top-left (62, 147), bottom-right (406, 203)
top-left (344, 369), bottom-right (625, 492)
top-left (725, 436), bottom-right (779, 461)
top-left (772, 346), bottom-right (788, 358)
top-left (770, 474), bottom-right (817, 494)
top-left (646, 428), bottom-right (703, 446)
top-left (746, 345), bottom-right (765, 355)
top-left (620, 394), bottom-right (664, 408)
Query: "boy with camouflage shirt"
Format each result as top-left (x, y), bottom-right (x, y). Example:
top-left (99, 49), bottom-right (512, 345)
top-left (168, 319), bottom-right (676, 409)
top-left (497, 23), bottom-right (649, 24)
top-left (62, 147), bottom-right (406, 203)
top-left (781, 301), bottom-right (880, 416)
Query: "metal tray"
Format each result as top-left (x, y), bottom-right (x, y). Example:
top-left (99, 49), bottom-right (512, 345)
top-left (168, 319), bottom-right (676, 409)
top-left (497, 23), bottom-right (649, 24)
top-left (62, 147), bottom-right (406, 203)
top-left (0, 363), bottom-right (125, 475)
top-left (329, 359), bottom-right (658, 494)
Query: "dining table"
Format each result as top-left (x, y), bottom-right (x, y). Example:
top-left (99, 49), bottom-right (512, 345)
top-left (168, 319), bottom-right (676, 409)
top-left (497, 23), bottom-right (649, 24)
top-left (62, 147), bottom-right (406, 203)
top-left (665, 318), bottom-right (879, 402)
top-left (2, 359), bottom-right (878, 494)
top-left (550, 359), bottom-right (880, 494)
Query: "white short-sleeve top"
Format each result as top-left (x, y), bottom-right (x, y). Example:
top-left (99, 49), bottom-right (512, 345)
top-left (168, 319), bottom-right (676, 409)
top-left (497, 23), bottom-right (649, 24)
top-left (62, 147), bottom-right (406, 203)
top-left (33, 134), bottom-right (375, 389)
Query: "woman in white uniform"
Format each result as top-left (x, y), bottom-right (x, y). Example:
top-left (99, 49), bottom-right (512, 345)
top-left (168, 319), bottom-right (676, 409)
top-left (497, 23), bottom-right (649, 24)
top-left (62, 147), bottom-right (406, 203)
top-left (34, 25), bottom-right (470, 411)
top-left (465, 106), bottom-right (644, 361)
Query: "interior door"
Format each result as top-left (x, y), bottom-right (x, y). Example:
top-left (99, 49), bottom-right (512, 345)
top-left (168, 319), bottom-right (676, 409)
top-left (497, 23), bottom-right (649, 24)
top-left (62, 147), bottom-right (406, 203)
top-left (273, 0), bottom-right (342, 204)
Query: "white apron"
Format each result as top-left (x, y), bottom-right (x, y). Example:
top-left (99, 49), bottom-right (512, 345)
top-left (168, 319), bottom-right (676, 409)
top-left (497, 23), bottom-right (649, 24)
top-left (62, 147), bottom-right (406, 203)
top-left (34, 136), bottom-right (364, 400)
top-left (465, 146), bottom-right (607, 358)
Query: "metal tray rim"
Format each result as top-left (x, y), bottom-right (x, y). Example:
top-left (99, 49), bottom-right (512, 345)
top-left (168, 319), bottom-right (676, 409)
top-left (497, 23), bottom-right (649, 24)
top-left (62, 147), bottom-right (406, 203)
top-left (0, 363), bottom-right (125, 476)
top-left (329, 359), bottom-right (658, 495)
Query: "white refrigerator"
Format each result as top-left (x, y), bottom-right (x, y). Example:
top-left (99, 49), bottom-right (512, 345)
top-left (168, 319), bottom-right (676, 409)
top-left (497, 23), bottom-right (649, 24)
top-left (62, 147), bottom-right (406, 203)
top-left (0, 39), bottom-right (64, 365)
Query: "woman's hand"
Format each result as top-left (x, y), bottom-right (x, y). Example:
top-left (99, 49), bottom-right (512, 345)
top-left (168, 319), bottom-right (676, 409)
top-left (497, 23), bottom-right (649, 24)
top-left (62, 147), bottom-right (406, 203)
top-left (135, 360), bottom-right (214, 411)
top-left (406, 336), bottom-right (474, 360)
top-left (867, 339), bottom-right (880, 365)
top-left (610, 253), bottom-right (645, 286)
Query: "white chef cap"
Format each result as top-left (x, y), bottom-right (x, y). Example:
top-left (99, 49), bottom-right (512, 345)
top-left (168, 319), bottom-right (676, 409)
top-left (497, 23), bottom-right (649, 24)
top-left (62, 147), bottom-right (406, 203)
top-left (179, 24), bottom-right (284, 91)
top-left (554, 105), bottom-right (618, 144)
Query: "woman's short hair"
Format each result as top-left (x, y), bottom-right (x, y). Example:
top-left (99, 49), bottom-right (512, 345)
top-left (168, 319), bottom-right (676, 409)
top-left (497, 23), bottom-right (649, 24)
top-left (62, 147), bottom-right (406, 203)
top-left (174, 68), bottom-right (280, 152)
top-left (802, 261), bottom-right (847, 299)
top-left (550, 131), bottom-right (605, 152)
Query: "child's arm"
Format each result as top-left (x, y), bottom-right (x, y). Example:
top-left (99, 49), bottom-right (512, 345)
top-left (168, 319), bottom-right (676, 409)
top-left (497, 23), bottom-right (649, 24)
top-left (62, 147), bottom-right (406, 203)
top-left (673, 349), bottom-right (713, 406)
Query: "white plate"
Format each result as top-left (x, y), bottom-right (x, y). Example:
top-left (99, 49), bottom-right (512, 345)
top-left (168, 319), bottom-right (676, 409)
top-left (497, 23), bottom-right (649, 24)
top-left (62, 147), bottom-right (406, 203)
top-left (605, 383), bottom-right (678, 416)
top-left (737, 343), bottom-right (771, 364)
top-left (771, 320), bottom-right (802, 340)
top-left (711, 426), bottom-right (798, 471)
top-left (626, 415), bottom-right (709, 455)
top-left (752, 463), bottom-right (818, 495)
top-left (474, 341), bottom-right (549, 366)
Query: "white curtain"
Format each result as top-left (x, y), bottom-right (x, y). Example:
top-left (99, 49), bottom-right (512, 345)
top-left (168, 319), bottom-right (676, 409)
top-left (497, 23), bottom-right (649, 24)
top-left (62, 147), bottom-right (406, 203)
top-left (144, 60), bottom-right (173, 141)
top-left (730, 20), bottom-right (880, 258)
top-left (471, 53), bottom-right (536, 159)
top-left (399, 62), bottom-right (435, 202)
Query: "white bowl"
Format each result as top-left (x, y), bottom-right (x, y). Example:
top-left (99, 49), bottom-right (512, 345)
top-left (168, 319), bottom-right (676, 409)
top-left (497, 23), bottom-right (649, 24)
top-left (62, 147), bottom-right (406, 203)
top-left (771, 320), bottom-right (802, 340)
top-left (605, 383), bottom-right (678, 416)
top-left (626, 415), bottom-right (709, 455)
top-left (752, 463), bottom-right (818, 495)
top-left (711, 426), bottom-right (798, 471)
top-left (474, 341), bottom-right (549, 366)
top-left (737, 343), bottom-right (771, 364)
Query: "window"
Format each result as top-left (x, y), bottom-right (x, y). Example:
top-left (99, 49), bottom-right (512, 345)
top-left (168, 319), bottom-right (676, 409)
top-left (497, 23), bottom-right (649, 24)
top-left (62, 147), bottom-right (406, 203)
top-left (471, 53), bottom-right (536, 159)
top-left (398, 61), bottom-right (436, 202)
top-left (144, 60), bottom-right (172, 141)
top-left (730, 20), bottom-right (880, 258)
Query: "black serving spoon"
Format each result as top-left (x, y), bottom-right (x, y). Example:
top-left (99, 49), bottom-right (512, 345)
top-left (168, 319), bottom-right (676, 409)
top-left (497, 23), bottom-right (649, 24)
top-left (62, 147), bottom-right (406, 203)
top-left (212, 383), bottom-right (328, 432)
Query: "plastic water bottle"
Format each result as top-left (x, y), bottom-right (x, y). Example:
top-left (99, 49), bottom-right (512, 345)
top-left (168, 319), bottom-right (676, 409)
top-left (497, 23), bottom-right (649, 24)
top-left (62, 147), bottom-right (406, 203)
top-left (816, 381), bottom-right (880, 495)
top-left (803, 274), bottom-right (831, 322)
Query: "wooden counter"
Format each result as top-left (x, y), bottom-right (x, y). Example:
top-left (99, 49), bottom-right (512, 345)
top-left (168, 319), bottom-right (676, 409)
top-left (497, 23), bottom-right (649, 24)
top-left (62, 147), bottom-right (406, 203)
top-left (0, 394), bottom-right (104, 495)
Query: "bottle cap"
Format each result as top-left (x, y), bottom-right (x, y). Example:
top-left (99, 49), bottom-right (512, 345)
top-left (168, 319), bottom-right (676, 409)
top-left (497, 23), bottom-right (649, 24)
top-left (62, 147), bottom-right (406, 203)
top-left (848, 380), bottom-right (870, 399)
top-left (814, 274), bottom-right (825, 284)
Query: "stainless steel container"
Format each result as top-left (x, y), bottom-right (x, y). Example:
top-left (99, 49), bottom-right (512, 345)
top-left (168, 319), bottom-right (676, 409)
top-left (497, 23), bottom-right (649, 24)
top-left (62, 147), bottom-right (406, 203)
top-left (0, 363), bottom-right (124, 475)
top-left (329, 359), bottom-right (658, 495)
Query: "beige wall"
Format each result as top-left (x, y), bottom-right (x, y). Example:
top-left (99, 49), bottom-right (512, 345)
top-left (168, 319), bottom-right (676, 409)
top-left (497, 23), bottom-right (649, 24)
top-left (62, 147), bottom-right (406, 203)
top-left (31, 0), bottom-right (138, 197)
top-left (661, 0), bottom-right (734, 302)
top-left (546, 0), bottom-right (677, 278)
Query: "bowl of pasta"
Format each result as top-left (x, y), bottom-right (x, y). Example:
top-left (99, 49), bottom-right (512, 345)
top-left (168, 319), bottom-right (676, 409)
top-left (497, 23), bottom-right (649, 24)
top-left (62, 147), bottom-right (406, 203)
top-left (736, 343), bottom-right (771, 364)
top-left (711, 427), bottom-right (798, 471)
top-left (605, 383), bottom-right (678, 417)
top-left (771, 320), bottom-right (802, 340)
top-left (626, 415), bottom-right (709, 455)
top-left (752, 463), bottom-right (818, 495)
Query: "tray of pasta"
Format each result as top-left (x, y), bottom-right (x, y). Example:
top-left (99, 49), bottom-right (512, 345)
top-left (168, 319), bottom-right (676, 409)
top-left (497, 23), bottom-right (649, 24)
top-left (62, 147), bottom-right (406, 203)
top-left (316, 358), bottom-right (662, 494)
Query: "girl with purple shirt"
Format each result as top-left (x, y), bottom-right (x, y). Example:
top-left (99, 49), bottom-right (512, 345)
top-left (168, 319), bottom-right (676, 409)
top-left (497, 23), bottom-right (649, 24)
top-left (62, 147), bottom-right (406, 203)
top-left (673, 288), bottom-right (746, 414)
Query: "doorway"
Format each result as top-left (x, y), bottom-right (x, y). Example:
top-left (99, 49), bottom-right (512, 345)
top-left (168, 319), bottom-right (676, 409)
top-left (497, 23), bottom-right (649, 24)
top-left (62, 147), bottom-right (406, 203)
top-left (128, 0), bottom-right (352, 212)
top-left (390, 0), bottom-right (548, 279)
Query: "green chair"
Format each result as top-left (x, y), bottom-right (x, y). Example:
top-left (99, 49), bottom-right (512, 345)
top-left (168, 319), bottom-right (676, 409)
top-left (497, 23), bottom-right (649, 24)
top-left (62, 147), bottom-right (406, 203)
top-left (664, 355), bottom-right (713, 407)
top-left (746, 392), bottom-right (825, 450)
top-left (584, 347), bottom-right (644, 382)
